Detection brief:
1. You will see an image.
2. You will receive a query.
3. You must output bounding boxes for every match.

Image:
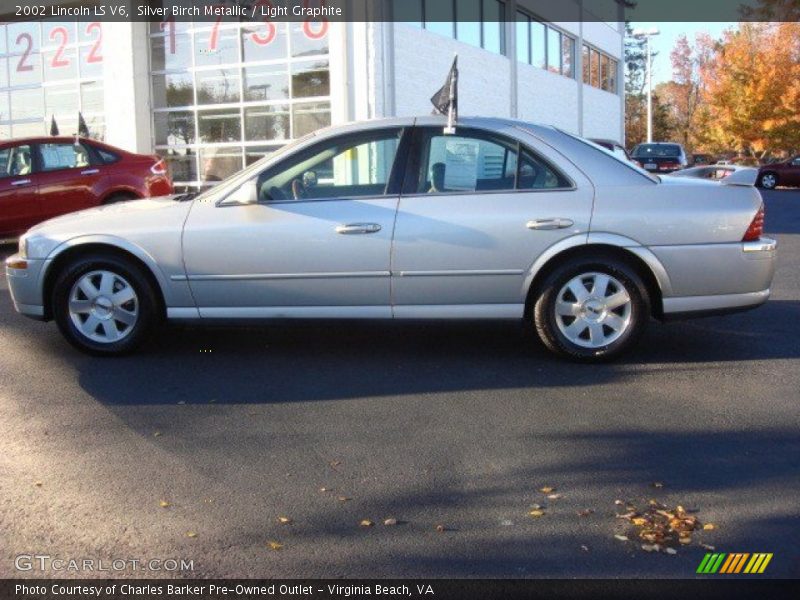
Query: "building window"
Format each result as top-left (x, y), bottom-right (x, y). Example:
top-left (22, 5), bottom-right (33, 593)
top-left (583, 44), bottom-right (618, 94)
top-left (0, 21), bottom-right (105, 139)
top-left (397, 0), bottom-right (506, 55)
top-left (149, 16), bottom-right (331, 190)
top-left (516, 14), bottom-right (574, 79)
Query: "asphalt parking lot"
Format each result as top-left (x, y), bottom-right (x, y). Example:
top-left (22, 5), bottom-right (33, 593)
top-left (1, 189), bottom-right (799, 579)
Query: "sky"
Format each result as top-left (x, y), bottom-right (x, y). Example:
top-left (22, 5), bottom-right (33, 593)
top-left (632, 22), bottom-right (737, 84)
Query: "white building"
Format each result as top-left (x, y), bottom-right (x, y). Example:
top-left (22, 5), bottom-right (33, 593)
top-left (0, 0), bottom-right (624, 190)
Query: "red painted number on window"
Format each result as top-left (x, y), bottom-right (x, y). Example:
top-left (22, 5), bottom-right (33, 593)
top-left (49, 26), bottom-right (70, 68)
top-left (86, 22), bottom-right (103, 63)
top-left (15, 33), bottom-right (34, 72)
top-left (303, 0), bottom-right (329, 40)
top-left (251, 0), bottom-right (277, 45)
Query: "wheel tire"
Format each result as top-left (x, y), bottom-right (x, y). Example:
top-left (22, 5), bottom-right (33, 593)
top-left (758, 172), bottom-right (778, 190)
top-left (532, 256), bottom-right (650, 362)
top-left (52, 254), bottom-right (159, 356)
top-left (103, 193), bottom-right (138, 205)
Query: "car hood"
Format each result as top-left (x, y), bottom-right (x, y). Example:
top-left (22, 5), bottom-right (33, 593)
top-left (29, 195), bottom-right (190, 235)
top-left (24, 195), bottom-right (193, 259)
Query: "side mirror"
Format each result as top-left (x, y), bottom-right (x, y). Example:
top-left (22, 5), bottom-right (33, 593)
top-left (225, 180), bottom-right (259, 205)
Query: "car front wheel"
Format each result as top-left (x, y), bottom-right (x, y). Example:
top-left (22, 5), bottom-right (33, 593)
top-left (52, 254), bottom-right (159, 355)
top-left (533, 257), bottom-right (650, 361)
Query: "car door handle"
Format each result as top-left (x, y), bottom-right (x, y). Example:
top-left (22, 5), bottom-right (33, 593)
top-left (11, 179), bottom-right (31, 186)
top-left (335, 223), bottom-right (382, 235)
top-left (526, 218), bottom-right (574, 231)
top-left (80, 169), bottom-right (99, 175)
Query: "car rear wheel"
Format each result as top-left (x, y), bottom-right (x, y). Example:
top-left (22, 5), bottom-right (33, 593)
top-left (533, 257), bottom-right (650, 361)
top-left (52, 254), bottom-right (159, 355)
top-left (759, 172), bottom-right (778, 190)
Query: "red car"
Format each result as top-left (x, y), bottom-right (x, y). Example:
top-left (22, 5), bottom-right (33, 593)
top-left (758, 155), bottom-right (800, 189)
top-left (0, 136), bottom-right (172, 240)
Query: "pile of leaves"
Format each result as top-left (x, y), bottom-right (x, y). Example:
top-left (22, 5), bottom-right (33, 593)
top-left (615, 499), bottom-right (714, 553)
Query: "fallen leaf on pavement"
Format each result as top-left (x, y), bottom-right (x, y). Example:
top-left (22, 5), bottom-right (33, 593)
top-left (360, 519), bottom-right (374, 527)
top-left (528, 510), bottom-right (545, 518)
top-left (337, 496), bottom-right (351, 502)
top-left (540, 486), bottom-right (555, 494)
top-left (159, 500), bottom-right (171, 508)
top-left (703, 523), bottom-right (716, 530)
top-left (614, 534), bottom-right (629, 542)
top-left (267, 541), bottom-right (283, 551)
top-left (277, 516), bottom-right (292, 525)
top-left (435, 524), bottom-right (446, 532)
top-left (547, 494), bottom-right (562, 500)
top-left (577, 509), bottom-right (594, 517)
top-left (384, 518), bottom-right (398, 526)
top-left (34, 481), bottom-right (43, 487)
top-left (153, 431), bottom-right (162, 437)
top-left (665, 548), bottom-right (677, 555)
top-left (186, 532), bottom-right (197, 538)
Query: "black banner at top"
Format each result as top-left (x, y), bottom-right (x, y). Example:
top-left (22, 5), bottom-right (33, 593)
top-left (2, 0), bottom-right (799, 23)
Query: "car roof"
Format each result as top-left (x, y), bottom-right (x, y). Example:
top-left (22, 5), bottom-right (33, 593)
top-left (1, 135), bottom-right (98, 146)
top-left (313, 115), bottom-right (560, 137)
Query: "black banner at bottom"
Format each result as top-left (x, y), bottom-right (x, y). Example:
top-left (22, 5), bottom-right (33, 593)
top-left (2, 579), bottom-right (799, 600)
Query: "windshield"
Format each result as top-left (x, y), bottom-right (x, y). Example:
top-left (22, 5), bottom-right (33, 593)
top-left (632, 144), bottom-right (682, 158)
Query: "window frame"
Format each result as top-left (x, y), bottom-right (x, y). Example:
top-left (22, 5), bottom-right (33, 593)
top-left (220, 126), bottom-right (412, 206)
top-left (401, 126), bottom-right (575, 197)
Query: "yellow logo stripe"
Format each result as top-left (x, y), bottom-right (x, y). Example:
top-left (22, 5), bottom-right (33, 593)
top-left (758, 554), bottom-right (773, 573)
top-left (744, 554), bottom-right (761, 573)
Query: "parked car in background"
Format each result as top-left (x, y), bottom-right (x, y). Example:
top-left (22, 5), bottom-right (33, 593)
top-left (671, 164), bottom-right (746, 181)
top-left (0, 137), bottom-right (173, 240)
top-left (590, 138), bottom-right (641, 167)
top-left (758, 155), bottom-right (800, 189)
top-left (630, 143), bottom-right (689, 173)
top-left (5, 117), bottom-right (775, 362)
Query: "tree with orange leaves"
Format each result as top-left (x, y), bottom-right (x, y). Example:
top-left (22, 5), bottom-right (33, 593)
top-left (697, 22), bottom-right (800, 161)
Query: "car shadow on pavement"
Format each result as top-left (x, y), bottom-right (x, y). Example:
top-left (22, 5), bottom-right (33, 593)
top-left (58, 299), bottom-right (800, 407)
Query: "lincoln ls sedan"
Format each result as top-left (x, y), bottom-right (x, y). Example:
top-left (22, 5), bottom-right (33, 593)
top-left (5, 117), bottom-right (777, 361)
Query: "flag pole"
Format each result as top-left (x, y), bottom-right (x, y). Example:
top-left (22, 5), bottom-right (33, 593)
top-left (444, 55), bottom-right (458, 135)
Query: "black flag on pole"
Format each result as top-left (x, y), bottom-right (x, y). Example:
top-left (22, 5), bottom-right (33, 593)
top-left (77, 112), bottom-right (90, 137)
top-left (50, 116), bottom-right (59, 136)
top-left (430, 55), bottom-right (458, 134)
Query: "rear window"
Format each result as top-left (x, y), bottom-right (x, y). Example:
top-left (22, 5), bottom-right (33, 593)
top-left (632, 144), bottom-right (681, 158)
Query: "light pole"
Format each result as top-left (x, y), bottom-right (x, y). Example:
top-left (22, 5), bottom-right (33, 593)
top-left (632, 28), bottom-right (660, 143)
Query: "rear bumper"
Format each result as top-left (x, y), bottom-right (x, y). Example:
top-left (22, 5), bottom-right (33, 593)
top-left (660, 237), bottom-right (776, 318)
top-left (5, 254), bottom-right (47, 320)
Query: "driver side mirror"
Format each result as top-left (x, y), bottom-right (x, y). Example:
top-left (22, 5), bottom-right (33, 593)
top-left (225, 180), bottom-right (259, 205)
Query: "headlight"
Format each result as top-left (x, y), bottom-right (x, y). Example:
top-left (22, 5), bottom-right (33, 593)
top-left (18, 235), bottom-right (27, 259)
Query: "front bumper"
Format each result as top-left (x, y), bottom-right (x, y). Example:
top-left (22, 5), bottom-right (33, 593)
top-left (5, 254), bottom-right (47, 320)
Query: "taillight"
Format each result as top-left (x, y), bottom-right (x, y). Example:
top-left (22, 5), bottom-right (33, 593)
top-left (742, 205), bottom-right (765, 241)
top-left (151, 158), bottom-right (167, 175)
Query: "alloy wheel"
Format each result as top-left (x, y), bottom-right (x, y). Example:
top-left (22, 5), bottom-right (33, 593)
top-left (68, 270), bottom-right (139, 343)
top-left (554, 272), bottom-right (633, 348)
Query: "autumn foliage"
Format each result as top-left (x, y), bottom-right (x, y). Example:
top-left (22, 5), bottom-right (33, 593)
top-left (627, 22), bottom-right (800, 161)
top-left (697, 22), bottom-right (800, 160)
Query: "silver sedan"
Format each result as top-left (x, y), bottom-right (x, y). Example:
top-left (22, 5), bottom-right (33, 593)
top-left (5, 117), bottom-right (777, 361)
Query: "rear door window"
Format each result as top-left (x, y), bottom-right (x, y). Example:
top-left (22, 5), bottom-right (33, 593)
top-left (36, 143), bottom-right (94, 172)
top-left (409, 128), bottom-right (570, 194)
